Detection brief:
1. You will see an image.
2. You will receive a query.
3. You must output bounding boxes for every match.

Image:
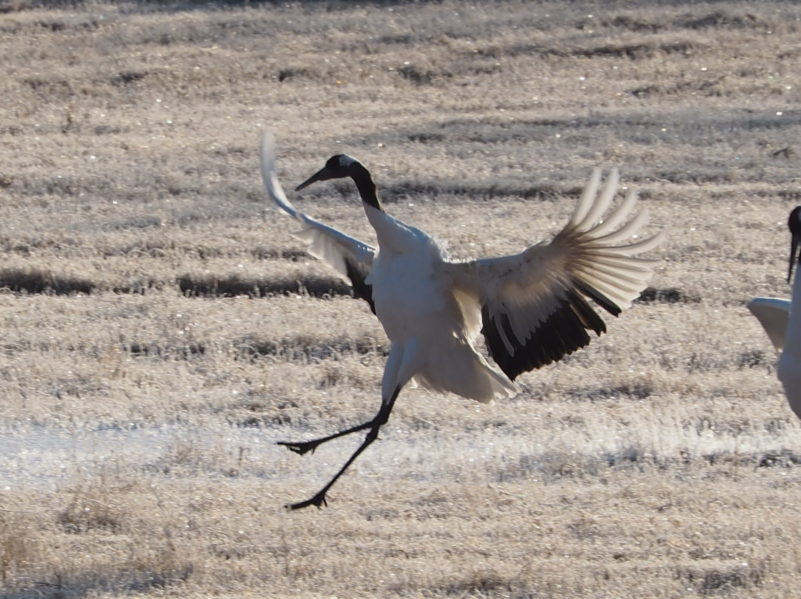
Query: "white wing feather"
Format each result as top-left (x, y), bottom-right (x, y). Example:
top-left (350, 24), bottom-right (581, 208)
top-left (260, 133), bottom-right (375, 286)
top-left (446, 169), bottom-right (664, 380)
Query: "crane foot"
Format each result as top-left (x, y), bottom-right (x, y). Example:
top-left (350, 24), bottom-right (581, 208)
top-left (276, 440), bottom-right (320, 455)
top-left (285, 491), bottom-right (328, 511)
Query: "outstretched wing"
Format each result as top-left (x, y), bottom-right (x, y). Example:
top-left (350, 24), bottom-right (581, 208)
top-left (445, 168), bottom-right (664, 380)
top-left (260, 133), bottom-right (376, 312)
top-left (748, 297), bottom-right (791, 351)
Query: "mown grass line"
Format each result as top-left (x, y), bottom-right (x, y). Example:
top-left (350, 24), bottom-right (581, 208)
top-left (120, 334), bottom-right (387, 363)
top-left (175, 273), bottom-right (354, 299)
top-left (0, 267), bottom-right (95, 295)
top-left (0, 267), bottom-right (693, 308)
top-left (0, 267), bottom-right (349, 298)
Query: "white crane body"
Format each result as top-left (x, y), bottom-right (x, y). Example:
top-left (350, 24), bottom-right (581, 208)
top-left (779, 246), bottom-right (801, 417)
top-left (367, 215), bottom-right (514, 403)
top-left (747, 297), bottom-right (790, 351)
top-left (749, 206), bottom-right (801, 419)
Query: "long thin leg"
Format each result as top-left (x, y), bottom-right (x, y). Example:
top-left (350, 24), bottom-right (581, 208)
top-left (286, 386), bottom-right (402, 510)
top-left (277, 343), bottom-right (406, 456)
top-left (277, 420), bottom-right (374, 455)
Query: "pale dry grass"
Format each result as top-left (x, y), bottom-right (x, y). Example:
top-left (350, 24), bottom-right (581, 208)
top-left (2, 0), bottom-right (801, 597)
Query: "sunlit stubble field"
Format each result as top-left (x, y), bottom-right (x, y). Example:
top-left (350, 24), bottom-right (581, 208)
top-left (2, 0), bottom-right (801, 597)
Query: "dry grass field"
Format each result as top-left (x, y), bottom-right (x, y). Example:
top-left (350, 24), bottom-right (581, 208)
top-left (2, 0), bottom-right (801, 597)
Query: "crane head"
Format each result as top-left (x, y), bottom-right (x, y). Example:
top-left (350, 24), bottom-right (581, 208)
top-left (296, 154), bottom-right (359, 191)
top-left (788, 205), bottom-right (801, 284)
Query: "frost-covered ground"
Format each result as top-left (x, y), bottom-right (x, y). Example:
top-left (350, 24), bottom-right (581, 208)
top-left (2, 1), bottom-right (801, 597)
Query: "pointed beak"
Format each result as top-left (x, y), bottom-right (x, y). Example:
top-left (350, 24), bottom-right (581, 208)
top-left (789, 231), bottom-right (800, 284)
top-left (296, 166), bottom-right (337, 192)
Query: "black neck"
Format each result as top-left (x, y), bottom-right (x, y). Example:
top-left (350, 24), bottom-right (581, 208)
top-left (350, 163), bottom-right (382, 212)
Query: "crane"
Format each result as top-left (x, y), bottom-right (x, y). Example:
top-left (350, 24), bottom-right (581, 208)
top-left (748, 206), bottom-right (801, 418)
top-left (260, 133), bottom-right (664, 510)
